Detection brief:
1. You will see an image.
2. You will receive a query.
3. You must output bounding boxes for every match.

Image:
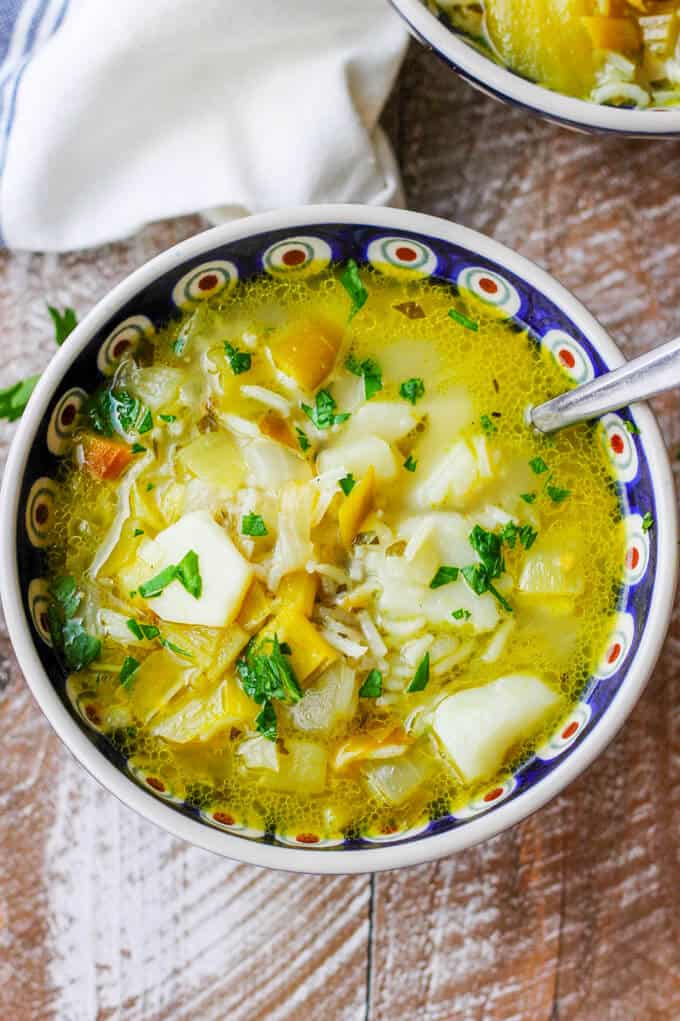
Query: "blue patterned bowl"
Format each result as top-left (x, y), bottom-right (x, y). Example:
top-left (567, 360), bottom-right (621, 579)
top-left (1, 207), bottom-right (676, 873)
top-left (390, 0), bottom-right (680, 137)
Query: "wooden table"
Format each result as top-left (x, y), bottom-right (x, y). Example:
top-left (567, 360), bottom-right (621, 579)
top-left (1, 42), bottom-right (679, 1021)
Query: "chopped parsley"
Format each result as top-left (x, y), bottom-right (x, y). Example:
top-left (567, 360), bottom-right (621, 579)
top-left (301, 389), bottom-right (350, 429)
top-left (255, 700), bottom-right (278, 741)
top-left (131, 442), bottom-right (146, 454)
top-left (0, 375), bottom-right (40, 422)
top-left (359, 669), bottom-right (383, 698)
top-left (86, 387), bottom-right (153, 438)
top-left (448, 308), bottom-right (478, 332)
top-left (345, 355), bottom-right (383, 400)
top-left (407, 652), bottom-right (430, 693)
top-left (340, 259), bottom-right (368, 321)
top-left (176, 550), bottom-right (202, 598)
top-left (126, 619), bottom-right (161, 641)
top-left (237, 635), bottom-right (302, 741)
top-left (461, 525), bottom-right (513, 613)
top-left (159, 414), bottom-right (176, 423)
top-left (146, 483), bottom-right (155, 492)
top-left (519, 524), bottom-right (538, 550)
top-left (451, 608), bottom-right (472, 621)
top-left (624, 420), bottom-right (640, 436)
top-left (242, 513), bottom-right (268, 537)
top-left (138, 551), bottom-right (202, 600)
top-left (480, 414), bottom-right (496, 435)
top-left (47, 575), bottom-right (101, 672)
top-left (546, 484), bottom-right (570, 503)
top-left (224, 341), bottom-right (252, 375)
top-left (399, 377), bottom-right (425, 405)
top-left (520, 492), bottom-right (536, 504)
top-left (47, 304), bottom-right (78, 346)
top-left (430, 566), bottom-right (459, 589)
top-left (133, 528), bottom-right (145, 537)
top-left (500, 522), bottom-right (535, 550)
top-left (296, 426), bottom-right (310, 452)
top-left (119, 656), bottom-right (140, 691)
top-left (642, 511), bottom-right (654, 533)
top-left (403, 454), bottom-right (417, 472)
top-left (339, 474), bottom-right (356, 496)
top-left (160, 637), bottom-right (193, 658)
top-left (529, 456), bottom-right (549, 475)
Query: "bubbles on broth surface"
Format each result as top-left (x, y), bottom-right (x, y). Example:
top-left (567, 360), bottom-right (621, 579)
top-left (51, 267), bottom-right (625, 840)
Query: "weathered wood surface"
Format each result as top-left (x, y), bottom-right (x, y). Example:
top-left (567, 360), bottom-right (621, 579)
top-left (1, 41), bottom-right (679, 1021)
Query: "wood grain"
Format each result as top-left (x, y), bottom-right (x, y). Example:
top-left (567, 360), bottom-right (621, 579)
top-left (1, 41), bottom-right (679, 1021)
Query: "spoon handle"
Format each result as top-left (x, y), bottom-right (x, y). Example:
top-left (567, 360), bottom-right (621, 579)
top-left (531, 336), bottom-right (680, 433)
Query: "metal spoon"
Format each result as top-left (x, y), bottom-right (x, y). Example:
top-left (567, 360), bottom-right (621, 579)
top-left (530, 336), bottom-right (680, 433)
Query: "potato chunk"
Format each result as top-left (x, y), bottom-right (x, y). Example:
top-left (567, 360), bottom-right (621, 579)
top-left (139, 510), bottom-right (253, 627)
top-left (433, 673), bottom-right (560, 784)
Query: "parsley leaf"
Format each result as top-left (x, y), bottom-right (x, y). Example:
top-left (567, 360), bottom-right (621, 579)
top-left (399, 377), bottom-right (425, 406)
top-left (50, 576), bottom-right (80, 618)
top-left (242, 513), bottom-right (268, 537)
top-left (345, 355), bottom-right (383, 400)
top-left (642, 511), bottom-right (654, 533)
top-left (451, 608), bottom-right (472, 621)
top-left (359, 669), bottom-right (383, 698)
top-left (403, 454), bottom-right (417, 472)
top-left (47, 305), bottom-right (78, 346)
top-left (159, 414), bottom-right (176, 423)
top-left (296, 426), bottom-right (310, 452)
top-left (120, 656), bottom-right (140, 691)
top-left (430, 566), bottom-right (459, 589)
top-left (448, 308), bottom-right (478, 331)
top-left (0, 375), bottom-right (40, 422)
top-left (339, 474), bottom-right (356, 496)
top-left (340, 259), bottom-right (368, 321)
top-left (501, 521), bottom-right (518, 549)
top-left (519, 524), bottom-right (538, 550)
top-left (407, 652), bottom-right (430, 693)
top-left (134, 529), bottom-right (145, 537)
top-left (480, 414), bottom-right (496, 435)
top-left (126, 619), bottom-right (144, 640)
top-left (301, 389), bottom-right (350, 429)
top-left (140, 624), bottom-right (161, 640)
top-left (520, 492), bottom-right (536, 504)
top-left (224, 341), bottom-right (252, 375)
top-left (256, 700), bottom-right (278, 741)
top-left (131, 443), bottom-right (146, 454)
top-left (138, 564), bottom-right (180, 599)
top-left (86, 387), bottom-right (153, 438)
top-left (546, 485), bottom-right (570, 503)
top-left (61, 620), bottom-right (102, 672)
top-left (160, 637), bottom-right (193, 658)
top-left (237, 636), bottom-right (302, 739)
top-left (176, 550), bottom-right (202, 598)
top-left (529, 456), bottom-right (549, 475)
top-left (462, 525), bottom-right (513, 613)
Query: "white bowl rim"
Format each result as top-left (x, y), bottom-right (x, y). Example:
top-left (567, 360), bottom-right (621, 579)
top-left (1, 204), bottom-right (676, 874)
top-left (390, 0), bottom-right (680, 135)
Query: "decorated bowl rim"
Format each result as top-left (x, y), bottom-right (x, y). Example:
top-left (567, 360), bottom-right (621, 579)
top-left (389, 0), bottom-right (680, 136)
top-left (1, 204), bottom-right (676, 874)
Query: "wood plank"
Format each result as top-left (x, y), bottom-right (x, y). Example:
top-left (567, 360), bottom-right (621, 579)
top-left (371, 44), bottom-right (680, 1021)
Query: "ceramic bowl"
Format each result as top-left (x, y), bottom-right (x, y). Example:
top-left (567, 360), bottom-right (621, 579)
top-left (1, 206), bottom-right (676, 873)
top-left (390, 0), bottom-right (680, 137)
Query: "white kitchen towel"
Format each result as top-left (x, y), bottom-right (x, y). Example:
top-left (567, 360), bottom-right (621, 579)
top-left (0, 0), bottom-right (408, 252)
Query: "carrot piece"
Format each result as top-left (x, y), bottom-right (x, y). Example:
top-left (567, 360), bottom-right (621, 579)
top-left (259, 410), bottom-right (297, 449)
top-left (83, 436), bottom-right (133, 480)
top-left (338, 466), bottom-right (376, 548)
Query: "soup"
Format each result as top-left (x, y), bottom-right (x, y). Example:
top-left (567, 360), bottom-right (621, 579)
top-left (434, 0), bottom-right (680, 108)
top-left (45, 263), bottom-right (624, 841)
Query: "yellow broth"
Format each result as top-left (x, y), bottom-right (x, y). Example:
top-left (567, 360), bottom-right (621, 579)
top-left (46, 267), bottom-right (624, 840)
